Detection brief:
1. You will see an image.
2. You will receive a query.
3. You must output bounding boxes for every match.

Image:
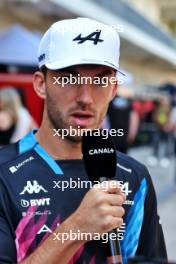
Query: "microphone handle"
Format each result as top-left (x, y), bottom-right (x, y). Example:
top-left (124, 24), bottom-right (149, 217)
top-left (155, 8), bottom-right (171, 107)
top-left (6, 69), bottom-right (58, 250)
top-left (107, 229), bottom-right (123, 264)
top-left (99, 177), bottom-right (123, 264)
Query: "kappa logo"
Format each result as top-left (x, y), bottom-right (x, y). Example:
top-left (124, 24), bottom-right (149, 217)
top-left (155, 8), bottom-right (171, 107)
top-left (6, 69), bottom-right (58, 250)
top-left (9, 156), bottom-right (34, 173)
top-left (20, 180), bottom-right (48, 195)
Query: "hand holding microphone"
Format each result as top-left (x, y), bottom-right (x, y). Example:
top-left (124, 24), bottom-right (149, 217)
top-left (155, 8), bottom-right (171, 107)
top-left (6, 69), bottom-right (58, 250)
top-left (72, 180), bottom-right (126, 236)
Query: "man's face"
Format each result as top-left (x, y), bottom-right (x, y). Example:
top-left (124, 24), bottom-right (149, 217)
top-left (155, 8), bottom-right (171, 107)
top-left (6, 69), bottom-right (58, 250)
top-left (44, 64), bottom-right (117, 142)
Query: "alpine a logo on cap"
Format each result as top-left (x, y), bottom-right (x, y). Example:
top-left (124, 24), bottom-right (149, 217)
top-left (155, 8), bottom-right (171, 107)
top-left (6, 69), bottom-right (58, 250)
top-left (73, 30), bottom-right (104, 45)
top-left (89, 148), bottom-right (114, 155)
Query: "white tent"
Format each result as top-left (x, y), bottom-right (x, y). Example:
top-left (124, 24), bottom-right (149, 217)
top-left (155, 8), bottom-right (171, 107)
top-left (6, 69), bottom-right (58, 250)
top-left (0, 24), bottom-right (41, 66)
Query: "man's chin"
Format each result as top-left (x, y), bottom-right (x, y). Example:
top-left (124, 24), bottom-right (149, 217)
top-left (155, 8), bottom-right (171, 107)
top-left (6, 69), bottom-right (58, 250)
top-left (65, 135), bottom-right (82, 143)
top-left (54, 123), bottom-right (101, 142)
top-left (63, 126), bottom-right (98, 143)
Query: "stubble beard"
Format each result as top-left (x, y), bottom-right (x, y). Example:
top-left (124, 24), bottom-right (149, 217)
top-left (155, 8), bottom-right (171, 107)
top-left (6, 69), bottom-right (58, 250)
top-left (46, 93), bottom-right (95, 143)
top-left (46, 90), bottom-right (107, 143)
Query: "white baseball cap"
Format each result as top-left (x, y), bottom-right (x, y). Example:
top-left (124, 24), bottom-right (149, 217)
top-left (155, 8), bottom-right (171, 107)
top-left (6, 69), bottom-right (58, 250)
top-left (38, 17), bottom-right (124, 75)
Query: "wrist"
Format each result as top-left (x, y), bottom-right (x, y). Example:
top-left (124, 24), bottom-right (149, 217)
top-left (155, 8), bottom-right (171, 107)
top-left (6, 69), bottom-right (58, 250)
top-left (58, 213), bottom-right (85, 245)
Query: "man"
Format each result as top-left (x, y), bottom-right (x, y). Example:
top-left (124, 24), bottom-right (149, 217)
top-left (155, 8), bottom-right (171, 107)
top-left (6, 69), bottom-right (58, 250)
top-left (0, 18), bottom-right (167, 264)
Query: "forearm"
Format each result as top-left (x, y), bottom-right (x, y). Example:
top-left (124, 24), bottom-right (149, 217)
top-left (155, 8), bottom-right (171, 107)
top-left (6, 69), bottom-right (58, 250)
top-left (20, 215), bottom-right (83, 264)
top-left (19, 182), bottom-right (125, 264)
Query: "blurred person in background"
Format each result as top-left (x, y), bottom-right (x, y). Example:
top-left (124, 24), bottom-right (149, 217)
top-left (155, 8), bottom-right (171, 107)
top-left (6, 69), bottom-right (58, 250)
top-left (170, 101), bottom-right (176, 156)
top-left (148, 96), bottom-right (173, 167)
top-left (104, 96), bottom-right (139, 153)
top-left (132, 98), bottom-right (144, 120)
top-left (0, 87), bottom-right (37, 146)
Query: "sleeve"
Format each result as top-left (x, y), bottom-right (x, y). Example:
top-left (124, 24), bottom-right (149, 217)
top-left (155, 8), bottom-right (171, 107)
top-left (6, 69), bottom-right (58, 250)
top-left (0, 177), bottom-right (17, 263)
top-left (136, 166), bottom-right (168, 260)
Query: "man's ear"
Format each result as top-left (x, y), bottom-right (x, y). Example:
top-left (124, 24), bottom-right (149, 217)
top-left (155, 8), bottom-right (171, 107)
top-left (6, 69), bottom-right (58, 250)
top-left (33, 71), bottom-right (47, 99)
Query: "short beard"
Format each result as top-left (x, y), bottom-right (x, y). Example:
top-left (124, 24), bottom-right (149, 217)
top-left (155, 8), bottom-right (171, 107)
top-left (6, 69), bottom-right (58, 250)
top-left (46, 92), bottom-right (83, 143)
top-left (45, 87), bottom-right (107, 143)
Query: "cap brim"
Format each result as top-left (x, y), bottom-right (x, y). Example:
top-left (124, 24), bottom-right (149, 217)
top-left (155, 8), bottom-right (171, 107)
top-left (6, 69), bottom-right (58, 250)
top-left (45, 59), bottom-right (126, 77)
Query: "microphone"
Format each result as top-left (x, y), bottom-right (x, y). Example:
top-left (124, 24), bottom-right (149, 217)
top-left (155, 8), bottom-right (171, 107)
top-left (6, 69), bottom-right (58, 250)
top-left (82, 129), bottom-right (123, 264)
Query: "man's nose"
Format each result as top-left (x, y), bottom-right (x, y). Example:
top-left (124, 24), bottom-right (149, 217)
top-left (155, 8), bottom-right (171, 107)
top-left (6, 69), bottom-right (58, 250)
top-left (76, 84), bottom-right (94, 106)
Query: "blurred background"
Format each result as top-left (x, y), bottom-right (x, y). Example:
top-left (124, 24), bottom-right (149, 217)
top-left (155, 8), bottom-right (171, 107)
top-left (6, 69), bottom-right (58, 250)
top-left (0, 0), bottom-right (176, 261)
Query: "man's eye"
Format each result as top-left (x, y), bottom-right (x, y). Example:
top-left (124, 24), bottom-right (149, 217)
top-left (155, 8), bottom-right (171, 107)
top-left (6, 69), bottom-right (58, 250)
top-left (93, 78), bottom-right (106, 86)
top-left (61, 75), bottom-right (78, 81)
top-left (60, 76), bottom-right (73, 84)
top-left (58, 75), bottom-right (79, 87)
top-left (99, 78), bottom-right (105, 84)
top-left (61, 75), bottom-right (71, 79)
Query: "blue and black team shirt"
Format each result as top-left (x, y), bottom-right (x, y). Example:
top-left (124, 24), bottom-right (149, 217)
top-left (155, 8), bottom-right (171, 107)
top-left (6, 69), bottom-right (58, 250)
top-left (0, 130), bottom-right (167, 264)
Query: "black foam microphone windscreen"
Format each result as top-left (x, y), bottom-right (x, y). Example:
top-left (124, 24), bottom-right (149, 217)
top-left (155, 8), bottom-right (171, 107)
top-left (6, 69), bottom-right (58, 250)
top-left (82, 130), bottom-right (116, 183)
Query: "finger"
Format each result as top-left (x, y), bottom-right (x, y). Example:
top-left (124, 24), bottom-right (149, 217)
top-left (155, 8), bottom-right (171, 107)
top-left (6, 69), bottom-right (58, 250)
top-left (106, 205), bottom-right (125, 218)
top-left (94, 181), bottom-right (122, 194)
top-left (106, 193), bottom-right (126, 206)
top-left (106, 181), bottom-right (123, 194)
top-left (110, 216), bottom-right (124, 230)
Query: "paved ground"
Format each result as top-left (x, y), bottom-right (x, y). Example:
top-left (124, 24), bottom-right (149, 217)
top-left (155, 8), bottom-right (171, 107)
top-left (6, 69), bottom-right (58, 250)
top-left (129, 146), bottom-right (176, 261)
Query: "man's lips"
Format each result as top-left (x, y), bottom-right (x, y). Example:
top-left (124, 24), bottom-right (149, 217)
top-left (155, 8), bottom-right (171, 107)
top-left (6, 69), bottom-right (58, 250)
top-left (70, 112), bottom-right (94, 126)
top-left (72, 111), bottom-right (94, 118)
